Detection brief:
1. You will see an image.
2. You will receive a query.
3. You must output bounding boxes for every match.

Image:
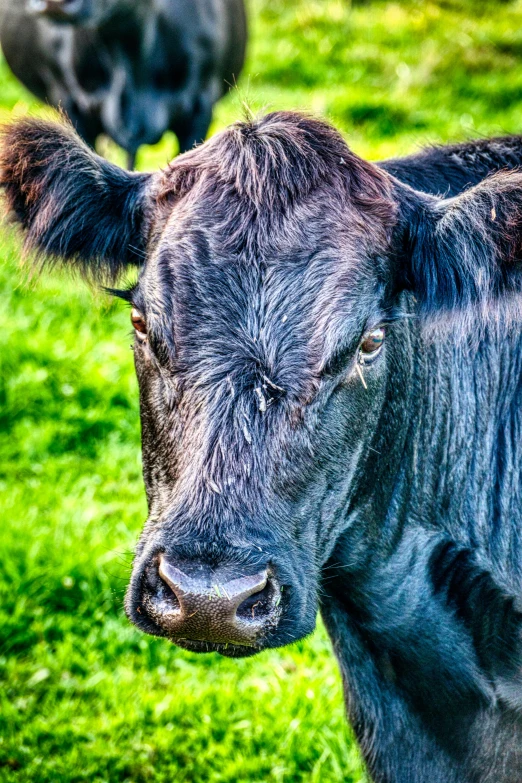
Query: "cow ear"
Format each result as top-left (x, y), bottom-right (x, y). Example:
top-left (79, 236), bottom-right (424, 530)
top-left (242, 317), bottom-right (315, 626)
top-left (400, 172), bottom-right (522, 322)
top-left (0, 117), bottom-right (153, 282)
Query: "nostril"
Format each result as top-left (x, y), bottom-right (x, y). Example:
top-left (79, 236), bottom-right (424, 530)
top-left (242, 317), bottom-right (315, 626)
top-left (144, 558), bottom-right (181, 613)
top-left (237, 579), bottom-right (277, 621)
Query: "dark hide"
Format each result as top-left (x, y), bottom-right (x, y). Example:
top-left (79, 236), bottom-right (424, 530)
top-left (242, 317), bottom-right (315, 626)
top-left (382, 135), bottom-right (522, 197)
top-left (0, 118), bottom-right (151, 278)
top-left (4, 112), bottom-right (522, 782)
top-left (0, 0), bottom-right (247, 164)
top-left (404, 172), bottom-right (522, 317)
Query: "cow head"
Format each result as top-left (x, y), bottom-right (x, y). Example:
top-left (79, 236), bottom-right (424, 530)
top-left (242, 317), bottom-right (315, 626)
top-left (3, 113), bottom-right (522, 656)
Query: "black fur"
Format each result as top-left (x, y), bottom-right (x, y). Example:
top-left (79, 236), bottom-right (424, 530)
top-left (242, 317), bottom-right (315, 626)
top-left (381, 136), bottom-right (522, 197)
top-left (5, 112), bottom-right (522, 781)
top-left (400, 172), bottom-right (522, 318)
top-left (429, 540), bottom-right (522, 680)
top-left (0, 118), bottom-right (151, 279)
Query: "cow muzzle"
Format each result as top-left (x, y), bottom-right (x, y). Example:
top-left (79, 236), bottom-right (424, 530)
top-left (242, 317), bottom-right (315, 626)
top-left (27, 0), bottom-right (88, 22)
top-left (133, 554), bottom-right (283, 654)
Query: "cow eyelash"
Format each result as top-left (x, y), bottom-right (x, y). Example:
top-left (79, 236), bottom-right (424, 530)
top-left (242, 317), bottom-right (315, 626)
top-left (370, 305), bottom-right (407, 327)
top-left (105, 284), bottom-right (138, 303)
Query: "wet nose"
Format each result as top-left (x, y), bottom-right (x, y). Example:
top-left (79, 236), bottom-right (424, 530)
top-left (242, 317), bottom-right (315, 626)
top-left (28, 0), bottom-right (85, 20)
top-left (142, 555), bottom-right (281, 647)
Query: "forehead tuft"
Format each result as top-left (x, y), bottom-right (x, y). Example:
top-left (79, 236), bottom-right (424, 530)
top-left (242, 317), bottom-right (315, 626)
top-left (159, 112), bottom-right (397, 230)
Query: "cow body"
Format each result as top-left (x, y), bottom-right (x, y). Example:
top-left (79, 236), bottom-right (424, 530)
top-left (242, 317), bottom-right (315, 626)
top-left (4, 114), bottom-right (522, 782)
top-left (0, 0), bottom-right (246, 165)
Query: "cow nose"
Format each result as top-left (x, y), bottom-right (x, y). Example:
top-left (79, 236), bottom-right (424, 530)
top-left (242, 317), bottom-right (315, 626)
top-left (142, 555), bottom-right (281, 647)
top-left (28, 0), bottom-right (85, 19)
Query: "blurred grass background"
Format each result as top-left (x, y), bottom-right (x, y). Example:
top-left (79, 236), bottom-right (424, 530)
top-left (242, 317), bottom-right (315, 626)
top-left (2, 0), bottom-right (522, 780)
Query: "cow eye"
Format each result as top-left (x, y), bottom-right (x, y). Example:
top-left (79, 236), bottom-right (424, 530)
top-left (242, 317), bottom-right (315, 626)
top-left (131, 308), bottom-right (147, 339)
top-left (359, 327), bottom-right (385, 363)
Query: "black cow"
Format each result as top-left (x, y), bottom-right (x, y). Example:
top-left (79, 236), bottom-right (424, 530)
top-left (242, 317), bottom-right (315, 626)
top-left (0, 0), bottom-right (247, 167)
top-left (4, 112), bottom-right (522, 782)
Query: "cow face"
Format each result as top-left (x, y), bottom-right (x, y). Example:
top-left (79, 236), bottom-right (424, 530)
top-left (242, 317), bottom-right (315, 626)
top-left (3, 113), bottom-right (522, 656)
top-left (125, 124), bottom-right (399, 655)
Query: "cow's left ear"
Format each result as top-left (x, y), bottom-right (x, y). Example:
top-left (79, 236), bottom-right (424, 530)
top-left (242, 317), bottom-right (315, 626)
top-left (398, 172), bottom-right (522, 318)
top-left (0, 117), bottom-right (154, 281)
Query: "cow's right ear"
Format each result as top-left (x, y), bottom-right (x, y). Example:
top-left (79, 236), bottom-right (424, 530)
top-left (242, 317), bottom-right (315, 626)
top-left (0, 117), bottom-right (154, 281)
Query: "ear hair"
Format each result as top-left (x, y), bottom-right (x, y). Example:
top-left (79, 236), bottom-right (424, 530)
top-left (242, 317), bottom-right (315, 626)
top-left (404, 172), bottom-right (522, 319)
top-left (0, 116), bottom-right (153, 282)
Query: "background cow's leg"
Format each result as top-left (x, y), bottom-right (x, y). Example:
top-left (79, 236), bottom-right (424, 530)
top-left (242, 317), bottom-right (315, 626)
top-left (175, 94), bottom-right (214, 154)
top-left (64, 100), bottom-right (102, 151)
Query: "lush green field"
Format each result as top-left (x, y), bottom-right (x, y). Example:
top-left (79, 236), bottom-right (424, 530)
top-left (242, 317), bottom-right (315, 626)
top-left (3, 1), bottom-right (522, 781)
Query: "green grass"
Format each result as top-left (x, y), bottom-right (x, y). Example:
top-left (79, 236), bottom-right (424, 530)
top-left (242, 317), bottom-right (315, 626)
top-left (3, 0), bottom-right (522, 780)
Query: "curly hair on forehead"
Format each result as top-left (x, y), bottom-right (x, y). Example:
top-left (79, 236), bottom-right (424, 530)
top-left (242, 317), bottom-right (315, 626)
top-left (160, 111), bottom-right (398, 228)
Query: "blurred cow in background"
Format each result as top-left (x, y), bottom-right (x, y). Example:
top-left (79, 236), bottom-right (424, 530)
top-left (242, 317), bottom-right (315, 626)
top-left (0, 0), bottom-right (247, 167)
